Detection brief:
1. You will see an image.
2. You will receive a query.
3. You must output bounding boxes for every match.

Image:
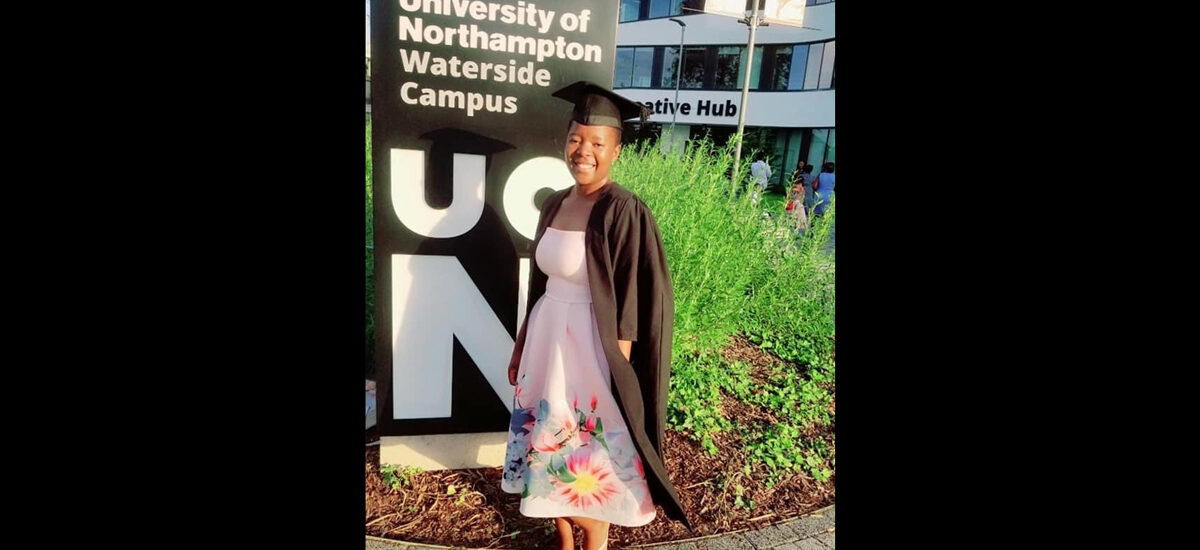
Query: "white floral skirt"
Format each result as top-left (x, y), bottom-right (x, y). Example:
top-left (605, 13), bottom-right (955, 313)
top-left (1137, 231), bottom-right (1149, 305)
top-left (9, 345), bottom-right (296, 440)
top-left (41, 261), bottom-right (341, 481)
top-left (501, 288), bottom-right (656, 527)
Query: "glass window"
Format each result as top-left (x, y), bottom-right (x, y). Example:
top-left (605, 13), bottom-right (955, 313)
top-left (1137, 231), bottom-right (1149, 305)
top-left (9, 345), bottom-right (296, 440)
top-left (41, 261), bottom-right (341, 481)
top-left (804, 42), bottom-right (824, 90)
top-left (772, 46), bottom-right (792, 90)
top-left (788, 43), bottom-right (808, 90)
top-left (632, 47), bottom-right (655, 87)
top-left (620, 0), bottom-right (641, 22)
top-left (615, 48), bottom-right (635, 88)
top-left (783, 129), bottom-right (804, 184)
top-left (681, 47), bottom-right (706, 88)
top-left (825, 128), bottom-right (835, 164)
top-left (715, 46), bottom-right (742, 89)
top-left (818, 40), bottom-right (835, 89)
top-left (736, 46), bottom-right (764, 90)
top-left (661, 46), bottom-right (680, 88)
top-left (807, 128), bottom-right (829, 168)
top-left (649, 0), bottom-right (672, 18)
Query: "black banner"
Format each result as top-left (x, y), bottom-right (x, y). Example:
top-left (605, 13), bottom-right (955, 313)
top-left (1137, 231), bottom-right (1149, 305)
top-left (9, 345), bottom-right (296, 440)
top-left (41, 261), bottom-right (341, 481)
top-left (371, 0), bottom-right (618, 436)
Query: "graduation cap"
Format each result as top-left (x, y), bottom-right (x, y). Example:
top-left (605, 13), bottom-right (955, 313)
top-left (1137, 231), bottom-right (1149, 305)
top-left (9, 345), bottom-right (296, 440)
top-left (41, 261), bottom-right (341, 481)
top-left (552, 81), bottom-right (651, 129)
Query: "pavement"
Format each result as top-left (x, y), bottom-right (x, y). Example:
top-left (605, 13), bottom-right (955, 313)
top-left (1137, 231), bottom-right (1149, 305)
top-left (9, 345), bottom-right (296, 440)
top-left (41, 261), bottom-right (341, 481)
top-left (364, 504), bottom-right (835, 549)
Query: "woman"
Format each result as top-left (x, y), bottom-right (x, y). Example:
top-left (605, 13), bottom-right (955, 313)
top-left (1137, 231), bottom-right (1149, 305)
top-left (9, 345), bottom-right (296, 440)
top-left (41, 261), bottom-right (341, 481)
top-left (813, 161), bottom-right (835, 216)
top-left (500, 81), bottom-right (689, 550)
top-left (787, 181), bottom-right (809, 233)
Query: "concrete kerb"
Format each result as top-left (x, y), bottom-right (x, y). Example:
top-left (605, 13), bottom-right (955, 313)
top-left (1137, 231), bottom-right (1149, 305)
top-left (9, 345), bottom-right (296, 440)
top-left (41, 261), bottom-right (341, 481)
top-left (364, 504), bottom-right (835, 549)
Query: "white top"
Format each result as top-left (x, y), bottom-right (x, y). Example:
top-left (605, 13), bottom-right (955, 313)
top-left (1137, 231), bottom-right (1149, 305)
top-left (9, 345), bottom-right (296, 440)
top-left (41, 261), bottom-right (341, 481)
top-left (751, 160), bottom-right (771, 185)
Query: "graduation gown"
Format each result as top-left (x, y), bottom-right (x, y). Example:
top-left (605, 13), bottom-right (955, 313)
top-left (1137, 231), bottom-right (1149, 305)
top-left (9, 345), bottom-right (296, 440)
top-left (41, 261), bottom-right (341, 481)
top-left (525, 181), bottom-right (688, 526)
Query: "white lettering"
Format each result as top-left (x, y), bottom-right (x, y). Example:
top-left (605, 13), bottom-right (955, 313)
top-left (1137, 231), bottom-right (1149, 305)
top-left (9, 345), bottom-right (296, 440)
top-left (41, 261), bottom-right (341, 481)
top-left (390, 148), bottom-right (485, 238)
top-left (391, 254), bottom-right (515, 419)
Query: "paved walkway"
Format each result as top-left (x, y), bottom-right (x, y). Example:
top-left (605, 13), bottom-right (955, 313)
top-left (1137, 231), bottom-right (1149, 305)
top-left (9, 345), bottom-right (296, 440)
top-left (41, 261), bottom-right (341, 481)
top-left (365, 504), bottom-right (834, 550)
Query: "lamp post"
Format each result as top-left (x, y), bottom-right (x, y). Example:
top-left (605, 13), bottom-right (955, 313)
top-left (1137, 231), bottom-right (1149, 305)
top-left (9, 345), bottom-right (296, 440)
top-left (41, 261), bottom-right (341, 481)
top-left (731, 1), bottom-right (764, 191)
top-left (667, 17), bottom-right (686, 153)
top-left (668, 18), bottom-right (686, 128)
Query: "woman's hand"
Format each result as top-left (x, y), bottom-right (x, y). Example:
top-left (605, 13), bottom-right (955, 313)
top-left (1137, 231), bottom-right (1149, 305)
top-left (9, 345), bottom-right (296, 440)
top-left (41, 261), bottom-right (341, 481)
top-left (508, 346), bottom-right (521, 386)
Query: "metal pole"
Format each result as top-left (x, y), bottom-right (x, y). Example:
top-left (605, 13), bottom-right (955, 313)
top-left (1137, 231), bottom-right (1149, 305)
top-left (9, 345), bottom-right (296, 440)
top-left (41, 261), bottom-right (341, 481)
top-left (668, 18), bottom-right (686, 151)
top-left (674, 26), bottom-right (684, 127)
top-left (731, 2), bottom-right (761, 190)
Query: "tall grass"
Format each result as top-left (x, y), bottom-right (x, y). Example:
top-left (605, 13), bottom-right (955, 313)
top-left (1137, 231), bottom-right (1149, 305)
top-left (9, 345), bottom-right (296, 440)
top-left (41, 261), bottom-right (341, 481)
top-left (615, 136), bottom-right (835, 480)
top-left (613, 136), bottom-right (835, 367)
top-left (614, 138), bottom-right (773, 356)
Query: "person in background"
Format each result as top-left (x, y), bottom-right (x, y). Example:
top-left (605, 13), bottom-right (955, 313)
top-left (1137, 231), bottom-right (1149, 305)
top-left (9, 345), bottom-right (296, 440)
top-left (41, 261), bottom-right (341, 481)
top-left (798, 164), bottom-right (816, 212)
top-left (750, 156), bottom-right (772, 192)
top-left (786, 181), bottom-right (809, 234)
top-left (813, 162), bottom-right (835, 217)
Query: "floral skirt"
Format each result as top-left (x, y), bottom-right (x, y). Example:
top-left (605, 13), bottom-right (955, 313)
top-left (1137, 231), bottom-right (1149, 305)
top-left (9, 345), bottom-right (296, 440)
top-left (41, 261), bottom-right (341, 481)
top-left (500, 291), bottom-right (656, 526)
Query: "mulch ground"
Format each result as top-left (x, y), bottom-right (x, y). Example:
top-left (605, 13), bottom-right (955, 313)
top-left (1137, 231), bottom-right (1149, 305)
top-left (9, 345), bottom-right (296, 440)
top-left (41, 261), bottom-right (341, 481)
top-left (365, 335), bottom-right (835, 548)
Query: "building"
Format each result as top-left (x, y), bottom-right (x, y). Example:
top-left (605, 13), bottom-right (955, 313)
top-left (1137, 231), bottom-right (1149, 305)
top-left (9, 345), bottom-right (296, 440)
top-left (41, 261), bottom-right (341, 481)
top-left (615, 0), bottom-right (835, 188)
top-left (366, 1), bottom-right (835, 187)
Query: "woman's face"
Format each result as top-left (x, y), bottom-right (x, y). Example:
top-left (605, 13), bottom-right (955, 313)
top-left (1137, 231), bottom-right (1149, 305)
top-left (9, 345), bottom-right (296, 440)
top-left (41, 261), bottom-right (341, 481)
top-left (565, 121), bottom-right (622, 186)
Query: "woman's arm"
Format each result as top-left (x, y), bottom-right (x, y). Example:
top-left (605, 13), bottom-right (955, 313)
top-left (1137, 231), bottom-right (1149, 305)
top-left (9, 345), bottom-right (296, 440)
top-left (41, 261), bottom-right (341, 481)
top-left (508, 317), bottom-right (529, 385)
top-left (618, 339), bottom-right (632, 362)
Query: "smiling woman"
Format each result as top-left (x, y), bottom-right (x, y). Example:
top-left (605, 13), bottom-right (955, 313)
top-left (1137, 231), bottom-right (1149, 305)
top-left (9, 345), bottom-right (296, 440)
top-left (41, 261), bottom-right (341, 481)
top-left (500, 81), bottom-right (688, 550)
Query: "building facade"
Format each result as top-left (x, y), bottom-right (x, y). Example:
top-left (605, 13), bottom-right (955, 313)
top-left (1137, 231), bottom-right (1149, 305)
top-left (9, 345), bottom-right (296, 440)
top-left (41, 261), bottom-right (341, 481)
top-left (615, 0), bottom-right (835, 188)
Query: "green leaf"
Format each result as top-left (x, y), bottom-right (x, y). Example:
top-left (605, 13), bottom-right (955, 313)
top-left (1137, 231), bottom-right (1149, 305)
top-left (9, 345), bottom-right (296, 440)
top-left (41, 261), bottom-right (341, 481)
top-left (556, 468), bottom-right (577, 483)
top-left (595, 417), bottom-right (605, 434)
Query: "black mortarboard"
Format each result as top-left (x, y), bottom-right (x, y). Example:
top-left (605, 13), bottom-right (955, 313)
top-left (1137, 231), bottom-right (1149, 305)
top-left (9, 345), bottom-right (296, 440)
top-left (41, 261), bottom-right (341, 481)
top-left (552, 81), bottom-right (651, 129)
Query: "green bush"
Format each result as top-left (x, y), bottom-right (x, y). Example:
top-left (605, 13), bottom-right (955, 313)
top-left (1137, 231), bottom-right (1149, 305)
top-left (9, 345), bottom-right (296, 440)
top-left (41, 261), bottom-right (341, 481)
top-left (615, 136), bottom-right (835, 482)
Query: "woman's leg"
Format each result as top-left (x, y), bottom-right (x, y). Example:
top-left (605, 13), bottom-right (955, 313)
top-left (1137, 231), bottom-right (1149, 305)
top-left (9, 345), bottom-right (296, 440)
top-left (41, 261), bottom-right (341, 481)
top-left (554, 517), bottom-right (574, 550)
top-left (569, 516), bottom-right (610, 550)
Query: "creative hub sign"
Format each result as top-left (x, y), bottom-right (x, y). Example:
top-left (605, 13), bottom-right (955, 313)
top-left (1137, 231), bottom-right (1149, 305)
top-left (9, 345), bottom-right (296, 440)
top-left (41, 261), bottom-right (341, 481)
top-left (635, 97), bottom-right (740, 118)
top-left (370, 0), bottom-right (618, 436)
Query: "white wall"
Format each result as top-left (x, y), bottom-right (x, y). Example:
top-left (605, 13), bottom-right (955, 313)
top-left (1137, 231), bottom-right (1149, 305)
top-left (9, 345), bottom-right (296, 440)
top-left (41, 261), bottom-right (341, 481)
top-left (616, 3), bottom-right (834, 47)
top-left (619, 88), bottom-right (834, 128)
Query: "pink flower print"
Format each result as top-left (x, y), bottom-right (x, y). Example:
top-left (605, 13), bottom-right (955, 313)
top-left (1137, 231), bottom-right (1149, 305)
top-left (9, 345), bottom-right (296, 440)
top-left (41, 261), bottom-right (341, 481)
top-left (590, 394), bottom-right (598, 411)
top-left (572, 395), bottom-right (578, 411)
top-left (584, 415), bottom-right (597, 432)
top-left (533, 430), bottom-right (560, 453)
top-left (635, 455), bottom-right (645, 478)
top-left (579, 430), bottom-right (592, 445)
top-left (552, 447), bottom-right (621, 509)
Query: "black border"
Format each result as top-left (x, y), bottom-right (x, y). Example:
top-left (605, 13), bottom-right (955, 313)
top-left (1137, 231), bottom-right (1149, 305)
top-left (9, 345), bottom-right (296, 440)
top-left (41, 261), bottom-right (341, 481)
top-left (99, 0), bottom-right (1057, 544)
top-left (117, 2), bottom-right (368, 546)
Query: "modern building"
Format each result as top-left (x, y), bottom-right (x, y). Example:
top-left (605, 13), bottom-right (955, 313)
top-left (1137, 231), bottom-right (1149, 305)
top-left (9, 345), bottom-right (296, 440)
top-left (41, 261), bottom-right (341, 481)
top-left (615, 0), bottom-right (834, 188)
top-left (366, 1), bottom-right (835, 187)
